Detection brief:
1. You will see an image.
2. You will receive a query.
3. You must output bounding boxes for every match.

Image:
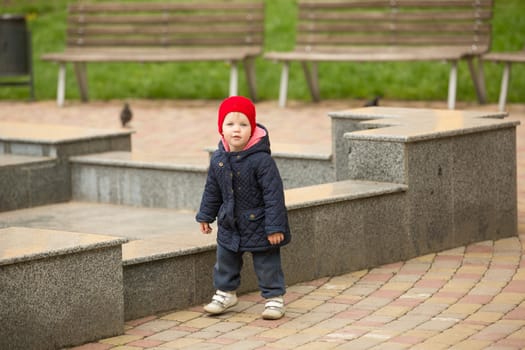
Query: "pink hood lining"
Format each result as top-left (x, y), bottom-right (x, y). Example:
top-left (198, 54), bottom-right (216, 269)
top-left (221, 125), bottom-right (266, 152)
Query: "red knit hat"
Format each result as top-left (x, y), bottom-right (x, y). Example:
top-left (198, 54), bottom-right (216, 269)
top-left (218, 96), bottom-right (256, 136)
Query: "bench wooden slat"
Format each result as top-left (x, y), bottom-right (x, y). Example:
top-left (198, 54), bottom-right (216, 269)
top-left (66, 36), bottom-right (264, 47)
top-left (296, 35), bottom-right (489, 47)
top-left (43, 47), bottom-right (262, 62)
top-left (299, 10), bottom-right (492, 22)
top-left (299, 0), bottom-right (492, 9)
top-left (266, 47), bottom-right (470, 62)
top-left (67, 24), bottom-right (264, 37)
top-left (68, 13), bottom-right (264, 25)
top-left (298, 23), bottom-right (490, 34)
top-left (69, 2), bottom-right (263, 12)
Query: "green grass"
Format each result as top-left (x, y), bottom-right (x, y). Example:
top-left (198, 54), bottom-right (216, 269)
top-left (1, 0), bottom-right (524, 103)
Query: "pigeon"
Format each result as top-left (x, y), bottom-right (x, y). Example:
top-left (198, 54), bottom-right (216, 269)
top-left (363, 96), bottom-right (380, 107)
top-left (120, 102), bottom-right (132, 127)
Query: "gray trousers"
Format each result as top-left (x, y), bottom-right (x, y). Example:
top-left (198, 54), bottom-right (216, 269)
top-left (213, 244), bottom-right (286, 298)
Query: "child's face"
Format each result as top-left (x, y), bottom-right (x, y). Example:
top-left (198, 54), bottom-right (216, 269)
top-left (222, 112), bottom-right (252, 152)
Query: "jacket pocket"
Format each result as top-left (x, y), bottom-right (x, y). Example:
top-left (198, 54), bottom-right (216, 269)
top-left (239, 207), bottom-right (265, 235)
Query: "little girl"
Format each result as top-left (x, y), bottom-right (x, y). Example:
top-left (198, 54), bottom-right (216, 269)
top-left (196, 96), bottom-right (291, 320)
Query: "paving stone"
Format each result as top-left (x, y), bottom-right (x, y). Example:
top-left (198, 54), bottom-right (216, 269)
top-left (257, 327), bottom-right (298, 339)
top-left (69, 344), bottom-right (113, 350)
top-left (218, 325), bottom-right (266, 340)
top-left (159, 337), bottom-right (205, 348)
top-left (99, 335), bottom-right (143, 346)
top-left (133, 319), bottom-right (179, 332)
top-left (294, 341), bottom-right (340, 350)
top-left (224, 313), bottom-right (260, 324)
top-left (182, 317), bottom-right (222, 329)
top-left (160, 310), bottom-right (202, 322)
top-left (416, 318), bottom-right (459, 332)
top-left (353, 297), bottom-right (392, 310)
top-left (447, 339), bottom-right (492, 349)
top-left (271, 333), bottom-right (320, 349)
top-left (287, 298), bottom-right (326, 310)
top-left (127, 339), bottom-right (164, 348)
top-left (466, 311), bottom-right (504, 323)
top-left (280, 312), bottom-right (334, 330)
top-left (374, 305), bottom-right (411, 318)
top-left (146, 329), bottom-right (190, 341)
top-left (311, 302), bottom-right (349, 314)
top-left (218, 340), bottom-right (267, 349)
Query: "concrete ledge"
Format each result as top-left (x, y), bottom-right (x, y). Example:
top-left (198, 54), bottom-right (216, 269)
top-left (70, 151), bottom-right (207, 210)
top-left (0, 154), bottom-right (68, 212)
top-left (70, 151), bottom-right (208, 172)
top-left (0, 121), bottom-right (132, 158)
top-left (329, 107), bottom-right (517, 180)
top-left (285, 179), bottom-right (407, 210)
top-left (330, 107), bottom-right (514, 142)
top-left (0, 122), bottom-right (133, 210)
top-left (123, 247), bottom-right (216, 321)
top-left (0, 227), bottom-right (127, 350)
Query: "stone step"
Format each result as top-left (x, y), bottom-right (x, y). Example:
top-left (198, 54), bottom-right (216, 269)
top-left (0, 121), bottom-right (132, 158)
top-left (70, 151), bottom-right (208, 211)
top-left (0, 154), bottom-right (67, 211)
top-left (0, 121), bottom-right (133, 211)
top-left (0, 227), bottom-right (127, 350)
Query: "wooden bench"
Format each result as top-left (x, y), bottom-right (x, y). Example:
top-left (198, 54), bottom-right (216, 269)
top-left (264, 0), bottom-right (493, 108)
top-left (41, 1), bottom-right (264, 106)
top-left (481, 46), bottom-right (525, 112)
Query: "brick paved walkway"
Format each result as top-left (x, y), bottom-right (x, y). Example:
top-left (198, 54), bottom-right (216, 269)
top-left (1, 99), bottom-right (524, 349)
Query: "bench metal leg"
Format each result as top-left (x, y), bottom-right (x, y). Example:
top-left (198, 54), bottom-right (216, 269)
top-left (302, 61), bottom-right (320, 102)
top-left (73, 62), bottom-right (89, 102)
top-left (229, 61), bottom-right (239, 96)
top-left (243, 57), bottom-right (257, 102)
top-left (448, 60), bottom-right (458, 110)
top-left (57, 63), bottom-right (66, 107)
top-left (278, 62), bottom-right (290, 108)
top-left (27, 31), bottom-right (35, 101)
top-left (466, 56), bottom-right (487, 104)
top-left (498, 62), bottom-right (511, 112)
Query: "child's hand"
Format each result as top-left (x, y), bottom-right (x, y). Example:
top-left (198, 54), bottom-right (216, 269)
top-left (268, 232), bottom-right (284, 245)
top-left (200, 222), bottom-right (212, 234)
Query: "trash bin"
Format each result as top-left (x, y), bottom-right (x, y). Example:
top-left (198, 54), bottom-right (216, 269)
top-left (0, 14), bottom-right (34, 99)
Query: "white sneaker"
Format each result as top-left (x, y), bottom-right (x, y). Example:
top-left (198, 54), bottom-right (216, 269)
top-left (262, 296), bottom-right (285, 320)
top-left (204, 290), bottom-right (238, 315)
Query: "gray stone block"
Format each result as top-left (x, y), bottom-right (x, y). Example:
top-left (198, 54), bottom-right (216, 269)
top-left (0, 227), bottom-right (127, 350)
top-left (123, 249), bottom-right (216, 320)
top-left (284, 192), bottom-right (409, 283)
top-left (71, 152), bottom-right (207, 210)
top-left (344, 139), bottom-right (406, 183)
top-left (335, 107), bottom-right (519, 255)
top-left (0, 155), bottom-right (69, 212)
top-left (274, 156), bottom-right (335, 189)
top-left (0, 122), bottom-right (132, 159)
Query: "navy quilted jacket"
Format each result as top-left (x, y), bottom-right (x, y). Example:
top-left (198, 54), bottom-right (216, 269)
top-left (196, 124), bottom-right (291, 252)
